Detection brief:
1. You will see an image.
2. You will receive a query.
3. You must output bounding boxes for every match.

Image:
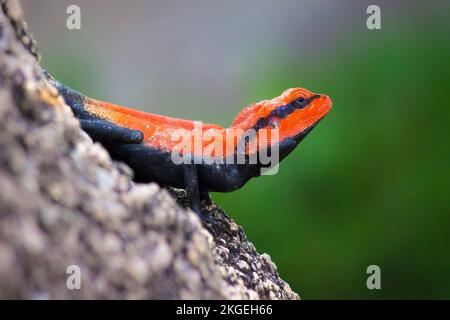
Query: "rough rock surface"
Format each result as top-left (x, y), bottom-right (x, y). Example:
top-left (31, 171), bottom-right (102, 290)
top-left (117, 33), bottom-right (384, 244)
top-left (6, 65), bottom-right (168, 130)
top-left (0, 0), bottom-right (299, 299)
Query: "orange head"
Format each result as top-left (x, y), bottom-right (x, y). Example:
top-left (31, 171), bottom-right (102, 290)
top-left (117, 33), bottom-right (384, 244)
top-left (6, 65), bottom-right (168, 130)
top-left (266, 87), bottom-right (332, 139)
top-left (231, 87), bottom-right (331, 143)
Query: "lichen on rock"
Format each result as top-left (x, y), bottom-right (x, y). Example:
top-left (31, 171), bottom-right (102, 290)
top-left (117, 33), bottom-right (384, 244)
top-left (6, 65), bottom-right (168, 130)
top-left (0, 0), bottom-right (299, 300)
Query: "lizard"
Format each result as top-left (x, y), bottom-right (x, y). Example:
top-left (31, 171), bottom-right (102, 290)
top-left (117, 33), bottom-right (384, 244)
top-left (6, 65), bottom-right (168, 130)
top-left (43, 71), bottom-right (332, 221)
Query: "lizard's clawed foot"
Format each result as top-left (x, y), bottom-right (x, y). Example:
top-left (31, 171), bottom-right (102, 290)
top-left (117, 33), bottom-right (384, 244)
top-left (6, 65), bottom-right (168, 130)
top-left (194, 209), bottom-right (232, 236)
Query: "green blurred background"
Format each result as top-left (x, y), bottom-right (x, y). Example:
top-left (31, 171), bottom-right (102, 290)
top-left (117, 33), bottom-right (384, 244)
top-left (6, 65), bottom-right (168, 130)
top-left (23, 0), bottom-right (450, 298)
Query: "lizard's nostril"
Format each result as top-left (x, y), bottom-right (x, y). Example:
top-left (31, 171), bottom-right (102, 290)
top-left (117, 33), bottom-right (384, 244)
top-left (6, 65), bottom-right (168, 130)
top-left (320, 95), bottom-right (332, 110)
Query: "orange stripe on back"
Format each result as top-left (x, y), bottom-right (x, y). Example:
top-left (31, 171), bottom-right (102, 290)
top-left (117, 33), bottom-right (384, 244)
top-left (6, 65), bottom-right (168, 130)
top-left (82, 87), bottom-right (331, 158)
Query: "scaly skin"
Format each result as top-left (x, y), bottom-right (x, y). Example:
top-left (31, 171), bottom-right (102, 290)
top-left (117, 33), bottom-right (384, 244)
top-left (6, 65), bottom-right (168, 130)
top-left (44, 71), bottom-right (332, 218)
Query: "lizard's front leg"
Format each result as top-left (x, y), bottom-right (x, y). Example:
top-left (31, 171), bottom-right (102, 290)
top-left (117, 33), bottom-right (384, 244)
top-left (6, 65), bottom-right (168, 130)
top-left (182, 163), bottom-right (202, 216)
top-left (183, 164), bottom-right (232, 234)
top-left (79, 119), bottom-right (144, 144)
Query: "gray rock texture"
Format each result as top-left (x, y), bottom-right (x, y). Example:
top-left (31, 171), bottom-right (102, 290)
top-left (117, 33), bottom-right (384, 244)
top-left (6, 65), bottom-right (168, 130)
top-left (0, 0), bottom-right (299, 299)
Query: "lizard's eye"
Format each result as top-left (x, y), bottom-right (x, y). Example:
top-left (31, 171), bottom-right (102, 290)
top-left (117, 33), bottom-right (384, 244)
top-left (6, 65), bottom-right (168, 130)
top-left (293, 97), bottom-right (307, 109)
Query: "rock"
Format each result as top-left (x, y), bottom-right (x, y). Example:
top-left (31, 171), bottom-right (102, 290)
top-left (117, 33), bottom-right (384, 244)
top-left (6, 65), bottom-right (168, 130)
top-left (0, 0), bottom-right (299, 300)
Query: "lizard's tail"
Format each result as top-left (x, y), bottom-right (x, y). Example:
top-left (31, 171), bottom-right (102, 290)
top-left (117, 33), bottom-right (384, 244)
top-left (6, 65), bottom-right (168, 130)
top-left (42, 69), bottom-right (90, 119)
